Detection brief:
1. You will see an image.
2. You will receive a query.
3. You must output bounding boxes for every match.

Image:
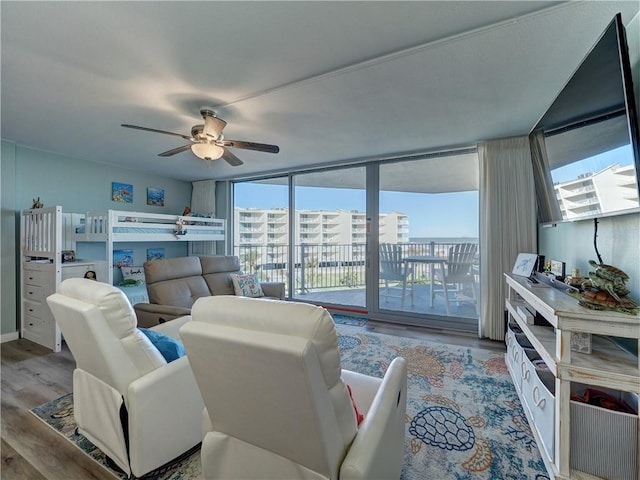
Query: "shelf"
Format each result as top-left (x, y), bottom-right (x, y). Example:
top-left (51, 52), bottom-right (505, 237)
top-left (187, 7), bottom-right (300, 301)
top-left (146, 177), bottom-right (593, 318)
top-left (504, 273), bottom-right (639, 480)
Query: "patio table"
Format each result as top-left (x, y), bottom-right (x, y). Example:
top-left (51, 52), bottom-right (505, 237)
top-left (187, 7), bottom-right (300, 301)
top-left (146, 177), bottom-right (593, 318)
top-left (403, 255), bottom-right (447, 307)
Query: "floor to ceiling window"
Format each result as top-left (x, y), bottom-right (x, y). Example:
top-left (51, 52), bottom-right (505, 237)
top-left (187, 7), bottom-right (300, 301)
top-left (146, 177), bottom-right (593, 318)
top-left (377, 152), bottom-right (479, 330)
top-left (291, 166), bottom-right (366, 308)
top-left (233, 178), bottom-right (290, 293)
top-left (231, 148), bottom-right (479, 331)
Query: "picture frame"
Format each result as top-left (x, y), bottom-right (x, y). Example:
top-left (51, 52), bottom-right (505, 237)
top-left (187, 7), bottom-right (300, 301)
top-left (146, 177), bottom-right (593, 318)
top-left (61, 250), bottom-right (76, 263)
top-left (147, 248), bottom-right (165, 261)
top-left (512, 253), bottom-right (538, 278)
top-left (113, 249), bottom-right (134, 268)
top-left (549, 259), bottom-right (566, 279)
top-left (112, 182), bottom-right (133, 203)
top-left (147, 187), bottom-right (165, 206)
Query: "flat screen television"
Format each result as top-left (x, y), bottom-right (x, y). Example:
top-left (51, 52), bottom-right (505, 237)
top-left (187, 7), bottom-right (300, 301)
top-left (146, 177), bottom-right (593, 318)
top-left (530, 13), bottom-right (640, 225)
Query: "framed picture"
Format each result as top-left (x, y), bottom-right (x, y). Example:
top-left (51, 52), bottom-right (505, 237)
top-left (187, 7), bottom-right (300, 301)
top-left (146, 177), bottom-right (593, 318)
top-left (147, 248), bottom-right (165, 261)
top-left (113, 249), bottom-right (134, 268)
top-left (512, 253), bottom-right (538, 278)
top-left (112, 182), bottom-right (133, 203)
top-left (147, 187), bottom-right (165, 206)
top-left (549, 260), bottom-right (566, 279)
top-left (61, 250), bottom-right (76, 263)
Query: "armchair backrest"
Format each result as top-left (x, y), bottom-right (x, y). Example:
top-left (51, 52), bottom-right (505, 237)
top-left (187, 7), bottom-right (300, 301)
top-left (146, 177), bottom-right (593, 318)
top-left (47, 278), bottom-right (166, 397)
top-left (180, 296), bottom-right (359, 479)
top-left (380, 243), bottom-right (405, 281)
top-left (446, 243), bottom-right (477, 278)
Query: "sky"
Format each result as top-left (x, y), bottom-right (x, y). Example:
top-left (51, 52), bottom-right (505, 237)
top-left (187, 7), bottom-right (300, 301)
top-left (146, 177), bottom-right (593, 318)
top-left (234, 183), bottom-right (479, 238)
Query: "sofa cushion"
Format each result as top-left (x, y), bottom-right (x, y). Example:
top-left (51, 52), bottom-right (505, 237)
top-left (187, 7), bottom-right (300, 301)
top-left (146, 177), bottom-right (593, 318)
top-left (201, 255), bottom-right (240, 296)
top-left (145, 257), bottom-right (209, 308)
top-left (230, 273), bottom-right (265, 298)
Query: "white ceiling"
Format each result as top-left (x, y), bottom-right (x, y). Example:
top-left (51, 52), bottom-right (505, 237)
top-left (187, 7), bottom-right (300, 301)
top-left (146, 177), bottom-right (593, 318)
top-left (2, 1), bottom-right (638, 183)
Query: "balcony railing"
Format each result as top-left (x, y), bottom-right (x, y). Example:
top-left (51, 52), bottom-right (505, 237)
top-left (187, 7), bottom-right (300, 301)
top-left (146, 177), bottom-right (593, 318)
top-left (234, 242), bottom-right (478, 294)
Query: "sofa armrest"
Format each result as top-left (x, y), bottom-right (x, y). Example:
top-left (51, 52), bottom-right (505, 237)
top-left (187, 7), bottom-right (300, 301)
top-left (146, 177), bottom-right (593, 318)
top-left (340, 357), bottom-right (407, 480)
top-left (134, 303), bottom-right (192, 328)
top-left (260, 282), bottom-right (286, 300)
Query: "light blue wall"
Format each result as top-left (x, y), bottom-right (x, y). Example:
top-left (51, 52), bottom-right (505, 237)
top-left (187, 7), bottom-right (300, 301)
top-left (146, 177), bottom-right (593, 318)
top-left (1, 140), bottom-right (193, 335)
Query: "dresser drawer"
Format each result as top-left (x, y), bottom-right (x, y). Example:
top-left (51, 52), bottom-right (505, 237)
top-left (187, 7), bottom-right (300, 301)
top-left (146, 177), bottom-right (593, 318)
top-left (23, 300), bottom-right (43, 319)
top-left (23, 284), bottom-right (46, 302)
top-left (521, 349), bottom-right (554, 462)
top-left (23, 269), bottom-right (48, 287)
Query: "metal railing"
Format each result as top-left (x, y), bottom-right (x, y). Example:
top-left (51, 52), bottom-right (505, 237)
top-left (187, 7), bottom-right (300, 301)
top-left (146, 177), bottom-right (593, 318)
top-left (234, 242), bottom-right (478, 294)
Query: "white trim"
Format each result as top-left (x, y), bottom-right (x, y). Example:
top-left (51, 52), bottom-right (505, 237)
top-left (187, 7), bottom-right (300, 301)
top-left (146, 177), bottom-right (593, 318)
top-left (1, 331), bottom-right (20, 343)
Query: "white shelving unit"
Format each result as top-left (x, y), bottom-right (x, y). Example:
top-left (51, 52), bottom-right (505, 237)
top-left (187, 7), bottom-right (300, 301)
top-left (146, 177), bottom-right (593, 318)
top-left (504, 273), bottom-right (639, 480)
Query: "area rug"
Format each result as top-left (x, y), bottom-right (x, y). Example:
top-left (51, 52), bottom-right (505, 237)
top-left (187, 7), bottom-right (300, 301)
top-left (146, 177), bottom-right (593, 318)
top-left (31, 324), bottom-right (548, 480)
top-left (332, 313), bottom-right (368, 327)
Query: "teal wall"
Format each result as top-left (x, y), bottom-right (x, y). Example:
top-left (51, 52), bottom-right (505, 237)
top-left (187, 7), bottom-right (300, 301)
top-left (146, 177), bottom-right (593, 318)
top-left (1, 140), bottom-right (193, 336)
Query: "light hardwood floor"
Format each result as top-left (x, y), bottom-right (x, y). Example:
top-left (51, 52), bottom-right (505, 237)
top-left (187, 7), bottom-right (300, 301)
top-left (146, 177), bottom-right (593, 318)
top-left (1, 321), bottom-right (505, 480)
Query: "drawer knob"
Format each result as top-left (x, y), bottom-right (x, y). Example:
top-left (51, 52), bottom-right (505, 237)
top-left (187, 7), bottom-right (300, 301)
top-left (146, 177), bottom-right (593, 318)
top-left (532, 386), bottom-right (546, 407)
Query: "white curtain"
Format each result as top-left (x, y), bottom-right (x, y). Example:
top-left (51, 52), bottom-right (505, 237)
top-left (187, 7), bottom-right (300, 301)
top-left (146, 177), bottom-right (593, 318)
top-left (478, 136), bottom-right (537, 340)
top-left (190, 180), bottom-right (217, 256)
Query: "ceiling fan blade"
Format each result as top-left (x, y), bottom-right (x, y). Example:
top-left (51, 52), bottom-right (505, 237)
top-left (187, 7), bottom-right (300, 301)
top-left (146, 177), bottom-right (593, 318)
top-left (222, 148), bottom-right (244, 166)
top-left (221, 139), bottom-right (279, 154)
top-left (158, 144), bottom-right (193, 157)
top-left (122, 124), bottom-right (193, 141)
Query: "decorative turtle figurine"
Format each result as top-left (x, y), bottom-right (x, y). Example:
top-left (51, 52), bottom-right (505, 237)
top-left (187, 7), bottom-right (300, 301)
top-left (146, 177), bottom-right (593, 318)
top-left (581, 260), bottom-right (631, 302)
top-left (578, 289), bottom-right (639, 315)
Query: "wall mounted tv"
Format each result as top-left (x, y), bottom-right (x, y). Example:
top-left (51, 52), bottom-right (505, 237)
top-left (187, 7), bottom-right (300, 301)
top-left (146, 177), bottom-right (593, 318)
top-left (530, 13), bottom-right (640, 225)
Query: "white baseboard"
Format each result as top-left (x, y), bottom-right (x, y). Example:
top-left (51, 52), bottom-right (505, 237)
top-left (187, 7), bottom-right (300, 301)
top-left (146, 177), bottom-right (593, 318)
top-left (1, 331), bottom-right (20, 343)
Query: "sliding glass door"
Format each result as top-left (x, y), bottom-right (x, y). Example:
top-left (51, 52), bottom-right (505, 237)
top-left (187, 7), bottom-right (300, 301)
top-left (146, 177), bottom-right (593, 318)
top-left (231, 149), bottom-right (479, 331)
top-left (292, 166), bottom-right (367, 309)
top-left (376, 153), bottom-right (479, 329)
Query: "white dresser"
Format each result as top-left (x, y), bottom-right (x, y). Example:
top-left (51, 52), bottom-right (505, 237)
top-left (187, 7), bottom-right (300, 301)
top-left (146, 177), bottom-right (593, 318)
top-left (504, 273), bottom-right (639, 480)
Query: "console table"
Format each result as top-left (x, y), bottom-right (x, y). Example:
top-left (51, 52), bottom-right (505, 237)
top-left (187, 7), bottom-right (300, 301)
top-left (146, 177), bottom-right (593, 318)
top-left (504, 273), bottom-right (639, 480)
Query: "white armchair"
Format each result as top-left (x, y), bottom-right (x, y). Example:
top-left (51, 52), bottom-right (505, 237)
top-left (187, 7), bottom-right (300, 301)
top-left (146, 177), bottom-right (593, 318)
top-left (180, 296), bottom-right (408, 480)
top-left (46, 278), bottom-right (204, 478)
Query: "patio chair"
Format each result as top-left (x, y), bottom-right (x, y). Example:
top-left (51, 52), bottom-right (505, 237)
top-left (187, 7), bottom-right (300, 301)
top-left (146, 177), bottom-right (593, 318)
top-left (379, 243), bottom-right (414, 308)
top-left (432, 243), bottom-right (479, 315)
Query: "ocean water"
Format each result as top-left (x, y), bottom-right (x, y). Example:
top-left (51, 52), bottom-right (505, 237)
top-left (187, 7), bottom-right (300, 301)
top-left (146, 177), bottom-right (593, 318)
top-left (409, 237), bottom-right (478, 244)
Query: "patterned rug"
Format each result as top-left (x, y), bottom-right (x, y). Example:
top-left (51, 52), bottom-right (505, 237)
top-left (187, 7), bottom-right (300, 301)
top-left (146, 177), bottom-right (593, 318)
top-left (332, 313), bottom-right (368, 327)
top-left (31, 324), bottom-right (548, 480)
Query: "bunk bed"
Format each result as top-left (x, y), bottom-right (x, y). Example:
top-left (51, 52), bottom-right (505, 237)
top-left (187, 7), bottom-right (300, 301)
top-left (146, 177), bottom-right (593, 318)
top-left (77, 210), bottom-right (226, 283)
top-left (20, 207), bottom-right (226, 351)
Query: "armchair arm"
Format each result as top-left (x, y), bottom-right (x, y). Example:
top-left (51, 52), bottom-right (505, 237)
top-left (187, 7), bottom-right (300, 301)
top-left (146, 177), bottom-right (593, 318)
top-left (340, 357), bottom-right (407, 480)
top-left (134, 303), bottom-right (191, 328)
top-left (127, 356), bottom-right (204, 477)
top-left (260, 282), bottom-right (286, 300)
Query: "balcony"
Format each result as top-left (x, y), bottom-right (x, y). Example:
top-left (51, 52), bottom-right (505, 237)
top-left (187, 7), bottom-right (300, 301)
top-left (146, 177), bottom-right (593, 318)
top-left (235, 242), bottom-right (479, 320)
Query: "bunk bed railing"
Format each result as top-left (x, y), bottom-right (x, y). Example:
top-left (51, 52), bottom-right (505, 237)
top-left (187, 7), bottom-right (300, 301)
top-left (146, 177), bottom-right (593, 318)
top-left (21, 206), bottom-right (62, 257)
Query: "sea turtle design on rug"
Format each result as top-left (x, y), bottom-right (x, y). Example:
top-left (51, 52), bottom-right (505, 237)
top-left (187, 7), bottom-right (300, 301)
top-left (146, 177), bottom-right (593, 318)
top-left (409, 394), bottom-right (493, 473)
top-left (478, 356), bottom-right (508, 375)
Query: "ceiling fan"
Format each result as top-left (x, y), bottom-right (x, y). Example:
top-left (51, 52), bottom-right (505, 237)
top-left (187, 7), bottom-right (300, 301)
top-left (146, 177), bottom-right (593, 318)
top-left (122, 107), bottom-right (279, 166)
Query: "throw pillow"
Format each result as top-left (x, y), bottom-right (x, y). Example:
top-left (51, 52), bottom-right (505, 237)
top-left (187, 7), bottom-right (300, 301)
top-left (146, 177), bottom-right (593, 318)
top-left (230, 273), bottom-right (265, 298)
top-left (138, 328), bottom-right (186, 362)
top-left (346, 384), bottom-right (365, 426)
top-left (121, 266), bottom-right (145, 285)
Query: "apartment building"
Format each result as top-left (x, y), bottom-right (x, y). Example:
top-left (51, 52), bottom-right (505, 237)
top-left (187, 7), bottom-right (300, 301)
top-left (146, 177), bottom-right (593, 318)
top-left (555, 164), bottom-right (639, 220)
top-left (233, 207), bottom-right (409, 267)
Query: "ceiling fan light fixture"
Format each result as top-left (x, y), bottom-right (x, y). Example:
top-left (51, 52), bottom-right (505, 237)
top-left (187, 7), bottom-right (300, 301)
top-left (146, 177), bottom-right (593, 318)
top-left (191, 143), bottom-right (224, 160)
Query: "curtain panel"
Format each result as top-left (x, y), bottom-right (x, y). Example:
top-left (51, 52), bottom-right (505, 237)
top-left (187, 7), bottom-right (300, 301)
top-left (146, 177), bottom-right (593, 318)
top-left (479, 136), bottom-right (537, 340)
top-left (190, 179), bottom-right (217, 256)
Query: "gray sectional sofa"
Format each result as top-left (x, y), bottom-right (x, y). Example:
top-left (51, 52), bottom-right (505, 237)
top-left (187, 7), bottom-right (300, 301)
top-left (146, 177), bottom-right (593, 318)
top-left (133, 255), bottom-right (286, 327)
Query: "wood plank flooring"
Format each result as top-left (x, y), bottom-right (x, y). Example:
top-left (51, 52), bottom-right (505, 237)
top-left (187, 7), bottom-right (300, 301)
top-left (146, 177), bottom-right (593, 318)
top-left (1, 321), bottom-right (505, 479)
